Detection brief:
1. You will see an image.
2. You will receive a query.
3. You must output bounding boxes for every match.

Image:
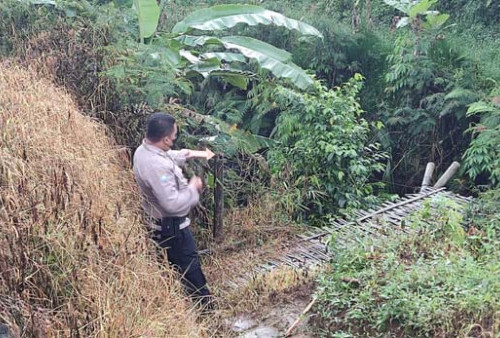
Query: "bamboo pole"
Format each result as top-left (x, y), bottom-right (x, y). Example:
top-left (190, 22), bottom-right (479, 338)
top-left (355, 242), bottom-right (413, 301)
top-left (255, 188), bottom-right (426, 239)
top-left (300, 188), bottom-right (446, 242)
top-left (420, 162), bottom-right (435, 192)
top-left (433, 161), bottom-right (460, 189)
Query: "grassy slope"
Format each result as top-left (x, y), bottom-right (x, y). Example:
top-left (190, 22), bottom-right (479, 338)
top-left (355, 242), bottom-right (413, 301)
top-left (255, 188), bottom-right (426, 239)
top-left (0, 62), bottom-right (204, 336)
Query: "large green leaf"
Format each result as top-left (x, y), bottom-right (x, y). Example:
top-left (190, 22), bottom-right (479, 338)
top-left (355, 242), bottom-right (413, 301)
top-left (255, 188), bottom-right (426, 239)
top-left (396, 17), bottom-right (410, 28)
top-left (201, 52), bottom-right (246, 63)
top-left (211, 71), bottom-right (250, 90)
top-left (146, 45), bottom-right (182, 68)
top-left (220, 36), bottom-right (312, 89)
top-left (220, 36), bottom-right (291, 62)
top-left (133, 0), bottom-right (160, 40)
top-left (383, 0), bottom-right (415, 14)
top-left (423, 13), bottom-right (450, 29)
top-left (249, 53), bottom-right (313, 90)
top-left (179, 49), bottom-right (201, 64)
top-left (176, 35), bottom-right (312, 89)
top-left (172, 4), bottom-right (323, 38)
top-left (178, 35), bottom-right (291, 63)
top-left (187, 60), bottom-right (248, 79)
top-left (23, 0), bottom-right (56, 4)
top-left (179, 109), bottom-right (273, 153)
top-left (176, 35), bottom-right (223, 47)
top-left (409, 0), bottom-right (437, 18)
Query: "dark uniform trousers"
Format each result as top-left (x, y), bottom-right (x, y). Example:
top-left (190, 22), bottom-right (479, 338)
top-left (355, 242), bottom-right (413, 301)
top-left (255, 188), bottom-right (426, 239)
top-left (153, 217), bottom-right (212, 305)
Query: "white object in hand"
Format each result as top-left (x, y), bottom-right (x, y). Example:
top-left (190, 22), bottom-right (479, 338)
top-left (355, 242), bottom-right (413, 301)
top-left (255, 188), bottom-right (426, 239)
top-left (189, 148), bottom-right (215, 160)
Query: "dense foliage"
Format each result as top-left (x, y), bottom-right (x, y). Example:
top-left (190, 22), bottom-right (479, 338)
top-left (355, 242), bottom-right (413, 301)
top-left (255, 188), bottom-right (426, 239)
top-left (463, 88), bottom-right (500, 186)
top-left (315, 193), bottom-right (500, 336)
top-left (263, 0), bottom-right (500, 192)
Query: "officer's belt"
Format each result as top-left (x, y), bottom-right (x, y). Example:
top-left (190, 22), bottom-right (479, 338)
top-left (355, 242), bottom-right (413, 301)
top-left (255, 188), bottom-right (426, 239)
top-left (154, 216), bottom-right (187, 237)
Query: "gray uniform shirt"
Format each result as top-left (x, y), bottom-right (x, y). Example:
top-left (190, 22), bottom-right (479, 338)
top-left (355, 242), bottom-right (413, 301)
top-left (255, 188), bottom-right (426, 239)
top-left (133, 140), bottom-right (199, 229)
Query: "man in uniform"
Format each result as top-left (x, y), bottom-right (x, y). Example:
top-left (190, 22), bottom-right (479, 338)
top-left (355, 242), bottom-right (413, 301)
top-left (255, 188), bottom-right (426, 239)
top-left (133, 112), bottom-right (212, 306)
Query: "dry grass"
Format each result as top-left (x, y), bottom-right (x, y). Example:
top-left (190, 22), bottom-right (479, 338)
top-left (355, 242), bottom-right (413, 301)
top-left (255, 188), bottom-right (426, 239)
top-left (201, 194), bottom-right (302, 297)
top-left (196, 196), bottom-right (318, 335)
top-left (197, 194), bottom-right (299, 253)
top-left (205, 263), bottom-right (319, 336)
top-left (0, 56), bottom-right (318, 337)
top-left (223, 266), bottom-right (318, 312)
top-left (0, 62), bottom-right (204, 337)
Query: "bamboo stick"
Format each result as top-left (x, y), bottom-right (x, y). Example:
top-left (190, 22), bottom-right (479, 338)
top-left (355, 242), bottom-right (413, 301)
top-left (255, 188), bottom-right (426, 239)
top-left (420, 162), bottom-right (436, 192)
top-left (434, 162), bottom-right (460, 188)
top-left (284, 298), bottom-right (316, 337)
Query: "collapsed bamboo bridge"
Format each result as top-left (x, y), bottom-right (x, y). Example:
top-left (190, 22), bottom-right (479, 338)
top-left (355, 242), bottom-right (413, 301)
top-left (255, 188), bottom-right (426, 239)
top-left (221, 162), bottom-right (473, 291)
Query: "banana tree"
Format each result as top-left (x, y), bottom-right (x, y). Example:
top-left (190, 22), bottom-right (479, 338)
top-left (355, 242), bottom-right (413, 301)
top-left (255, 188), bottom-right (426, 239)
top-left (383, 0), bottom-right (449, 29)
top-left (133, 1), bottom-right (323, 90)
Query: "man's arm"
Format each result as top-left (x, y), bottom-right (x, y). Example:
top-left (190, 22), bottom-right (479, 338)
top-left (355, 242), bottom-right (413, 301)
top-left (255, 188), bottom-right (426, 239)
top-left (186, 148), bottom-right (215, 160)
top-left (148, 164), bottom-right (200, 216)
top-left (170, 149), bottom-right (215, 163)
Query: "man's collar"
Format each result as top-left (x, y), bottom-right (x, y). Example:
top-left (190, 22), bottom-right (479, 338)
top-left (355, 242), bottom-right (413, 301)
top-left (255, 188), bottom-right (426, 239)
top-left (142, 139), bottom-right (168, 157)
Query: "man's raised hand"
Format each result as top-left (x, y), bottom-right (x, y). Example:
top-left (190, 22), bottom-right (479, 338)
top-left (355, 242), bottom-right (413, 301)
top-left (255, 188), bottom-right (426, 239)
top-left (183, 148), bottom-right (215, 160)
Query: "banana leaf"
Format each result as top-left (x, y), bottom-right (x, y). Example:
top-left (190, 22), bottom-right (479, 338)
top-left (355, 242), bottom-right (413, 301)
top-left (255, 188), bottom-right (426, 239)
top-left (133, 0), bottom-right (160, 39)
top-left (172, 4), bottom-right (323, 38)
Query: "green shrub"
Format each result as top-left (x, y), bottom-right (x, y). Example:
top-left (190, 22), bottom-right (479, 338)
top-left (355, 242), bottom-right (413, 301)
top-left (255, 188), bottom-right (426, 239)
top-left (315, 195), bottom-right (500, 337)
top-left (268, 74), bottom-right (387, 220)
top-left (463, 87), bottom-right (500, 186)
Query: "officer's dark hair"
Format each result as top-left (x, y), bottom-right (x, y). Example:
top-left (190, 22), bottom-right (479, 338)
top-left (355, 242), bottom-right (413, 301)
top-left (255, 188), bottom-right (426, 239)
top-left (146, 112), bottom-right (176, 142)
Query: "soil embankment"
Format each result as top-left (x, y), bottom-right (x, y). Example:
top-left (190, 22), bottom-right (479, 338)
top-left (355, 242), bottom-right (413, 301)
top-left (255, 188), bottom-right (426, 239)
top-left (0, 63), bottom-right (203, 337)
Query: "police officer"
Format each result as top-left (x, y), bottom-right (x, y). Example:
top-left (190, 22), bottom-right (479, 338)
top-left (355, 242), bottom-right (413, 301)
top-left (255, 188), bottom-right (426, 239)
top-left (133, 112), bottom-right (212, 306)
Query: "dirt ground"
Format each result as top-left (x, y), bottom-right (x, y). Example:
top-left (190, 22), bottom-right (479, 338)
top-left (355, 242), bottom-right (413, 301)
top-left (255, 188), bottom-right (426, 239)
top-left (225, 283), bottom-right (317, 338)
top-left (191, 200), bottom-right (323, 337)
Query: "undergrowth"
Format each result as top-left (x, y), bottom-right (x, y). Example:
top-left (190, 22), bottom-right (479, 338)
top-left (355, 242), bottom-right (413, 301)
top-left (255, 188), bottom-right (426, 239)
top-left (314, 194), bottom-right (500, 337)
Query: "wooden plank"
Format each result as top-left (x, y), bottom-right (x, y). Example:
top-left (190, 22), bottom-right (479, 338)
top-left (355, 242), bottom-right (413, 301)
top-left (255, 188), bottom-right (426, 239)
top-left (350, 189), bottom-right (446, 224)
top-left (299, 231), bottom-right (329, 242)
top-left (278, 256), bottom-right (301, 268)
top-left (222, 190), bottom-right (473, 295)
top-left (287, 253), bottom-right (306, 265)
top-left (304, 247), bottom-right (331, 261)
top-left (352, 222), bottom-right (382, 236)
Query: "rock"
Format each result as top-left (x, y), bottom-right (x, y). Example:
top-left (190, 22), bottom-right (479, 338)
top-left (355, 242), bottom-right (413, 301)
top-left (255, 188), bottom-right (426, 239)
top-left (239, 325), bottom-right (280, 338)
top-left (231, 317), bottom-right (257, 332)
